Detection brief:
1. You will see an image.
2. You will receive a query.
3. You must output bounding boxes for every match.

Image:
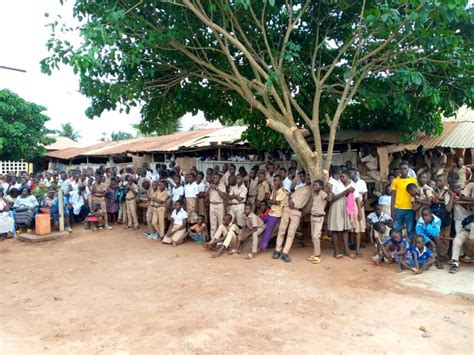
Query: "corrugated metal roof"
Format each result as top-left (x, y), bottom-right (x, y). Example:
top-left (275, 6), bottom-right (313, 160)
top-left (323, 130), bottom-right (402, 144)
top-left (45, 136), bottom-right (82, 151)
top-left (45, 127), bottom-right (245, 160)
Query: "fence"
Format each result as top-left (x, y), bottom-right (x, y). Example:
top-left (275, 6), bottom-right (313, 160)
top-left (0, 161), bottom-right (32, 175)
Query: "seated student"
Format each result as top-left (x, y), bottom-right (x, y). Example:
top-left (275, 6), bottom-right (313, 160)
top-left (163, 200), bottom-right (188, 246)
top-left (207, 214), bottom-right (240, 258)
top-left (377, 186), bottom-right (392, 217)
top-left (188, 214), bottom-right (208, 244)
top-left (257, 203), bottom-right (270, 221)
top-left (415, 207), bottom-right (443, 269)
top-left (371, 222), bottom-right (392, 265)
top-left (0, 191), bottom-right (7, 212)
top-left (449, 214), bottom-right (474, 274)
top-left (41, 189), bottom-right (56, 211)
top-left (367, 204), bottom-right (393, 234)
top-left (231, 203), bottom-right (265, 259)
top-left (406, 236), bottom-right (436, 274)
top-left (84, 203), bottom-right (106, 230)
top-left (383, 229), bottom-right (412, 272)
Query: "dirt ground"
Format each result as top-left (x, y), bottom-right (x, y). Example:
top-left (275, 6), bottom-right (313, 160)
top-left (1, 227), bottom-right (473, 354)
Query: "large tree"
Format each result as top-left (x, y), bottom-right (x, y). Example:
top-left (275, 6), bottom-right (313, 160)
top-left (0, 89), bottom-right (54, 161)
top-left (42, 0), bottom-right (473, 177)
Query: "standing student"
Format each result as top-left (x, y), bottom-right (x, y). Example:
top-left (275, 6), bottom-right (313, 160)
top-left (125, 176), bottom-right (139, 230)
top-left (92, 176), bottom-right (112, 230)
top-left (247, 168), bottom-right (259, 210)
top-left (349, 168), bottom-right (367, 258)
top-left (163, 200), bottom-right (188, 246)
top-left (144, 180), bottom-right (159, 238)
top-left (227, 175), bottom-right (247, 227)
top-left (391, 162), bottom-right (418, 243)
top-left (431, 175), bottom-right (454, 262)
top-left (231, 203), bottom-right (265, 259)
top-left (452, 157), bottom-right (471, 188)
top-left (308, 180), bottom-right (328, 264)
top-left (259, 175), bottom-right (287, 250)
top-left (378, 186), bottom-right (392, 217)
top-left (266, 163), bottom-right (276, 191)
top-left (294, 171), bottom-right (306, 191)
top-left (255, 170), bottom-right (271, 210)
top-left (106, 179), bottom-right (120, 224)
top-left (184, 174), bottom-right (198, 224)
top-left (280, 167), bottom-right (292, 192)
top-left (206, 174), bottom-right (226, 239)
top-left (150, 181), bottom-right (170, 239)
top-left (196, 172), bottom-right (208, 220)
top-left (327, 170), bottom-right (356, 259)
top-left (273, 177), bottom-right (312, 262)
top-left (171, 175), bottom-right (184, 203)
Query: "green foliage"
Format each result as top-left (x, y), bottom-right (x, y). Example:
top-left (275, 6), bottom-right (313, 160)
top-left (110, 131), bottom-right (133, 141)
top-left (0, 89), bottom-right (54, 161)
top-left (41, 0), bottom-right (473, 154)
top-left (55, 122), bottom-right (81, 141)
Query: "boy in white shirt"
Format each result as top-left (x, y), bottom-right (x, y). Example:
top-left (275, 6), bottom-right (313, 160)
top-left (184, 174), bottom-right (199, 224)
top-left (171, 175), bottom-right (184, 203)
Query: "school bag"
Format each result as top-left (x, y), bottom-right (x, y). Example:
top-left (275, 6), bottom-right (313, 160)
top-left (115, 187), bottom-right (126, 203)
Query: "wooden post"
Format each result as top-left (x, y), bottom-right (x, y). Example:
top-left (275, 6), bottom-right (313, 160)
top-left (58, 190), bottom-right (65, 232)
top-left (377, 146), bottom-right (389, 182)
top-left (217, 147), bottom-right (222, 161)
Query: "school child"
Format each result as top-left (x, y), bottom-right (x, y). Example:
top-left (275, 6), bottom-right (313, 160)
top-left (366, 205), bottom-right (393, 243)
top-left (247, 168), bottom-right (259, 211)
top-left (327, 169), bottom-right (356, 259)
top-left (171, 175), bottom-right (184, 203)
top-left (415, 207), bottom-right (443, 269)
top-left (432, 175), bottom-right (454, 262)
top-left (91, 176), bottom-right (111, 229)
top-left (149, 181), bottom-right (170, 240)
top-left (207, 214), bottom-right (240, 257)
top-left (273, 176), bottom-right (312, 262)
top-left (407, 236), bottom-right (436, 274)
top-left (377, 186), bottom-right (392, 217)
top-left (163, 200), bottom-right (188, 246)
top-left (371, 222), bottom-right (392, 265)
top-left (255, 170), bottom-right (271, 209)
top-left (383, 229), bottom-right (412, 272)
top-left (227, 175), bottom-right (247, 227)
top-left (307, 179), bottom-right (328, 264)
top-left (125, 176), bottom-right (139, 230)
top-left (205, 174), bottom-right (226, 239)
top-left (137, 180), bottom-right (151, 224)
top-left (106, 179), bottom-right (120, 224)
top-left (188, 214), bottom-right (208, 244)
top-left (449, 214), bottom-right (474, 273)
top-left (231, 203), bottom-right (265, 259)
top-left (257, 203), bottom-right (270, 220)
top-left (183, 173), bottom-right (198, 224)
top-left (450, 183), bottom-right (474, 234)
top-left (196, 172), bottom-right (208, 220)
top-left (259, 175), bottom-right (287, 250)
top-left (84, 203), bottom-right (105, 230)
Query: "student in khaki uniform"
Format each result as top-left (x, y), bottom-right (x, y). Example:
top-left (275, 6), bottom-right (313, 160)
top-left (259, 175), bottom-right (287, 250)
top-left (91, 176), bottom-right (112, 229)
top-left (432, 175), bottom-right (454, 263)
top-left (308, 180), bottom-right (328, 264)
top-left (205, 174), bottom-right (226, 239)
top-left (125, 176), bottom-right (139, 229)
top-left (184, 174), bottom-right (198, 224)
top-left (266, 163), bottom-right (276, 191)
top-left (151, 181), bottom-right (170, 239)
top-left (144, 180), bottom-right (158, 237)
top-left (207, 214), bottom-right (241, 257)
top-left (227, 175), bottom-right (247, 227)
top-left (231, 204), bottom-right (265, 259)
top-left (256, 170), bottom-right (271, 209)
top-left (196, 172), bottom-right (208, 219)
top-left (247, 169), bottom-right (259, 211)
top-left (413, 173), bottom-right (434, 219)
top-left (273, 178), bottom-right (312, 262)
top-left (221, 163), bottom-right (230, 186)
top-left (223, 164), bottom-right (236, 187)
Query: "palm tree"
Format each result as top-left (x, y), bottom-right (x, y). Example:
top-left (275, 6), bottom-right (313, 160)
top-left (55, 122), bottom-right (81, 141)
top-left (132, 118), bottom-right (182, 137)
top-left (111, 131), bottom-right (133, 141)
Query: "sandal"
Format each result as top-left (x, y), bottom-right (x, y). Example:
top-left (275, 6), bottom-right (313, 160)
top-left (334, 253), bottom-right (344, 259)
top-left (436, 263), bottom-right (444, 270)
top-left (229, 249), bottom-right (237, 254)
top-left (245, 253), bottom-right (255, 259)
top-left (356, 252), bottom-right (363, 258)
top-left (345, 253), bottom-right (356, 259)
top-left (311, 256), bottom-right (321, 264)
top-left (307, 255), bottom-right (317, 261)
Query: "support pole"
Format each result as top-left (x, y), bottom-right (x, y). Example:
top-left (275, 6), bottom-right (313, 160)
top-left (58, 190), bottom-right (65, 232)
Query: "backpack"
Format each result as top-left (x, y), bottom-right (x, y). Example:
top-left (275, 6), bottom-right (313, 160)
top-left (115, 187), bottom-right (126, 203)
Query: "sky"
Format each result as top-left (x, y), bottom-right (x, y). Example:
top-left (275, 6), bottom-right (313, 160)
top-left (0, 0), bottom-right (216, 145)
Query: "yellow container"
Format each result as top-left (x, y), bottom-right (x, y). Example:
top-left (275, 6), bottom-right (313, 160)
top-left (35, 214), bottom-right (51, 235)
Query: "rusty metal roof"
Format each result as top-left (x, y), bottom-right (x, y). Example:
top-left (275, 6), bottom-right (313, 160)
top-left (45, 127), bottom-right (246, 160)
top-left (45, 136), bottom-right (83, 151)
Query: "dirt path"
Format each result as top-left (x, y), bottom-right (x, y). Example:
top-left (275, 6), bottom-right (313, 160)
top-left (0, 228), bottom-right (472, 354)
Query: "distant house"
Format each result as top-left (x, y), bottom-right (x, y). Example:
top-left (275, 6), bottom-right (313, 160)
top-left (45, 136), bottom-right (82, 152)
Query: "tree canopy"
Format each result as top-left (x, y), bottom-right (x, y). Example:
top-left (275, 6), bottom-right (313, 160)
top-left (0, 89), bottom-right (54, 161)
top-left (55, 122), bottom-right (81, 141)
top-left (42, 0), bottom-right (473, 176)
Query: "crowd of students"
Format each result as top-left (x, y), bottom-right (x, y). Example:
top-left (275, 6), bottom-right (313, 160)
top-left (0, 157), bottom-right (473, 274)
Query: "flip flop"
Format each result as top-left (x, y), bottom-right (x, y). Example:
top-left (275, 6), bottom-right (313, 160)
top-left (245, 253), bottom-right (254, 259)
top-left (229, 249), bottom-right (237, 254)
top-left (307, 255), bottom-right (317, 261)
top-left (311, 256), bottom-right (321, 264)
top-left (334, 253), bottom-right (344, 259)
